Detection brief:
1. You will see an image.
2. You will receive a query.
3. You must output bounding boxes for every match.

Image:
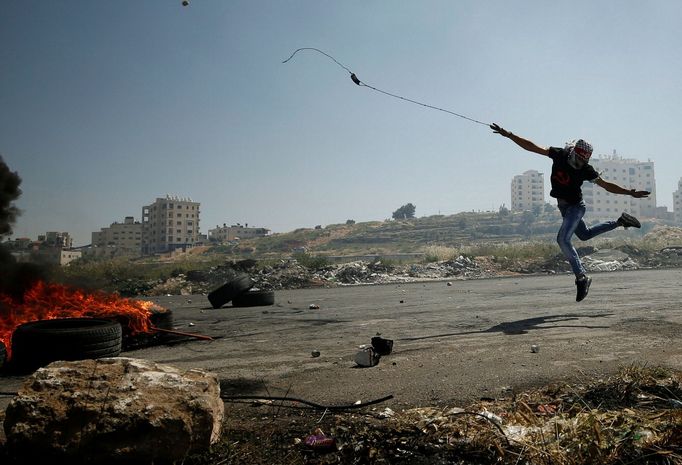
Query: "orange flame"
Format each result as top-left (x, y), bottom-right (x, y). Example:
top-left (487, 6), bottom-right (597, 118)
top-left (0, 281), bottom-right (164, 360)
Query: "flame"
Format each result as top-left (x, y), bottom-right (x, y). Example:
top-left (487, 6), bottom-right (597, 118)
top-left (0, 281), bottom-right (164, 360)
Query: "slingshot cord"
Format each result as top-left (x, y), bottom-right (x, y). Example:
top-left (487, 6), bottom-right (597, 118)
top-left (283, 47), bottom-right (489, 127)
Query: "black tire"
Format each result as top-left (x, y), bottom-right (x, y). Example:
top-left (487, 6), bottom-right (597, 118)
top-left (207, 275), bottom-right (253, 308)
top-left (0, 341), bottom-right (6, 370)
top-left (231, 290), bottom-right (275, 307)
top-left (150, 308), bottom-right (174, 330)
top-left (11, 318), bottom-right (122, 371)
top-left (122, 309), bottom-right (174, 350)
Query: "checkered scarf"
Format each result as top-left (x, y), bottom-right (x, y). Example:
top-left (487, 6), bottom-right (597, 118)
top-left (565, 139), bottom-right (593, 161)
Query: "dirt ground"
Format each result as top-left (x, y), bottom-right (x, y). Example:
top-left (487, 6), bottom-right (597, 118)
top-left (7, 268), bottom-right (678, 405)
top-left (117, 268), bottom-right (682, 408)
top-left (1, 268), bottom-right (681, 463)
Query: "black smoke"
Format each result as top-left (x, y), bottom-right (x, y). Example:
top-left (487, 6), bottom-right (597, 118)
top-left (0, 155), bottom-right (21, 236)
top-left (0, 156), bottom-right (46, 300)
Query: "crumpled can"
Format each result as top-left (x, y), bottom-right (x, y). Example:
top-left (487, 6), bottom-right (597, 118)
top-left (304, 428), bottom-right (337, 452)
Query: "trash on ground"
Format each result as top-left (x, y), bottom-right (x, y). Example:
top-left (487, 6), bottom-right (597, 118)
top-left (355, 347), bottom-right (380, 367)
top-left (371, 336), bottom-right (394, 355)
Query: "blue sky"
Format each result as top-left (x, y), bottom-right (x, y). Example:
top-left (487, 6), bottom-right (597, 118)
top-left (2, 1), bottom-right (681, 246)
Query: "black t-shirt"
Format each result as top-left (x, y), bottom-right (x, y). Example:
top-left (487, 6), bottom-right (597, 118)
top-left (547, 147), bottom-right (600, 204)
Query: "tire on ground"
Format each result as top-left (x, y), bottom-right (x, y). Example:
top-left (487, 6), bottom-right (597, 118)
top-left (0, 341), bottom-right (6, 370)
top-left (11, 318), bottom-right (122, 372)
top-left (122, 309), bottom-right (174, 350)
top-left (231, 290), bottom-right (275, 307)
top-left (207, 275), bottom-right (254, 308)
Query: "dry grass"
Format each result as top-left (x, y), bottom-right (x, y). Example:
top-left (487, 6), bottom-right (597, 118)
top-left (181, 365), bottom-right (682, 465)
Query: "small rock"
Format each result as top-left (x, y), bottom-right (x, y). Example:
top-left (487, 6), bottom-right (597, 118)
top-left (311, 350), bottom-right (321, 358)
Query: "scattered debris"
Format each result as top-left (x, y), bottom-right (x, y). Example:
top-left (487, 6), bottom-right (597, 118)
top-left (354, 347), bottom-right (380, 367)
top-left (371, 336), bottom-right (394, 355)
top-left (303, 428), bottom-right (337, 453)
top-left (200, 366), bottom-right (680, 464)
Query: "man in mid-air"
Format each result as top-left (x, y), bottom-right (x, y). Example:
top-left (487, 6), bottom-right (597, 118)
top-left (491, 123), bottom-right (650, 302)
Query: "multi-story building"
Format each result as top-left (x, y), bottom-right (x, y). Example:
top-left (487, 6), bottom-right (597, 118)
top-left (141, 195), bottom-right (200, 255)
top-left (582, 153), bottom-right (657, 219)
top-left (511, 170), bottom-right (544, 212)
top-left (208, 223), bottom-right (270, 243)
top-left (91, 216), bottom-right (143, 257)
top-left (38, 231), bottom-right (73, 249)
top-left (674, 178), bottom-right (682, 224)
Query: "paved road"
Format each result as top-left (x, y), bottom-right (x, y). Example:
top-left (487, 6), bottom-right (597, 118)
top-left (2, 268), bottom-right (681, 410)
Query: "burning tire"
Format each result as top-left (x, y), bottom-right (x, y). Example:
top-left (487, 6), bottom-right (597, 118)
top-left (11, 318), bottom-right (122, 371)
top-left (0, 341), bottom-right (6, 370)
top-left (122, 308), bottom-right (174, 350)
top-left (231, 290), bottom-right (275, 307)
top-left (207, 275), bottom-right (254, 308)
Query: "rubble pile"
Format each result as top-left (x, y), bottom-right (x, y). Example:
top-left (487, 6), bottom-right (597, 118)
top-left (123, 243), bottom-right (682, 297)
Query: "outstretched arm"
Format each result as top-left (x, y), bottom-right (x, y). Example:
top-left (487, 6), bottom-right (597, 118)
top-left (594, 178), bottom-right (650, 198)
top-left (490, 123), bottom-right (549, 156)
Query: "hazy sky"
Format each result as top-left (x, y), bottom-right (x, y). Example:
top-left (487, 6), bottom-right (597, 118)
top-left (2, 1), bottom-right (681, 246)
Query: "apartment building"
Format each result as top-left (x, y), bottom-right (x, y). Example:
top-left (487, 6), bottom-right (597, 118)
top-left (674, 178), bottom-right (682, 224)
top-left (141, 195), bottom-right (200, 255)
top-left (582, 154), bottom-right (657, 219)
top-left (511, 170), bottom-right (544, 212)
top-left (91, 216), bottom-right (143, 257)
top-left (208, 223), bottom-right (270, 242)
top-left (38, 231), bottom-right (73, 249)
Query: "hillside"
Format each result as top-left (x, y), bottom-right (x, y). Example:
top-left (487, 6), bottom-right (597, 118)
top-left (234, 210), bottom-right (656, 259)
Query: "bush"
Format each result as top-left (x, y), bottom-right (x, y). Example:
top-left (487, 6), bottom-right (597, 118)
top-left (423, 245), bottom-right (460, 263)
top-left (292, 252), bottom-right (330, 270)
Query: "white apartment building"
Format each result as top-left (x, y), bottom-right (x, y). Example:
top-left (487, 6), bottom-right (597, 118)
top-left (91, 216), bottom-right (143, 257)
top-left (674, 178), bottom-right (682, 224)
top-left (582, 154), bottom-right (656, 219)
top-left (208, 223), bottom-right (270, 242)
top-left (511, 170), bottom-right (544, 212)
top-left (141, 195), bottom-right (201, 255)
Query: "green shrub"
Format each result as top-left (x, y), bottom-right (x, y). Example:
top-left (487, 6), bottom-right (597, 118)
top-left (292, 252), bottom-right (330, 270)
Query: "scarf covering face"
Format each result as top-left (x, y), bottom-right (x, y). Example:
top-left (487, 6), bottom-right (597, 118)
top-left (565, 139), bottom-right (593, 169)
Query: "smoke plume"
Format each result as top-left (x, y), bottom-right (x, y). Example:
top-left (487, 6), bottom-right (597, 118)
top-left (0, 156), bottom-right (46, 300)
top-left (0, 155), bottom-right (22, 237)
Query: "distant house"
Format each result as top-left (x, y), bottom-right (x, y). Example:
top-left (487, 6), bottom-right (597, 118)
top-left (141, 195), bottom-right (201, 255)
top-left (208, 223), bottom-right (270, 242)
top-left (91, 216), bottom-right (142, 257)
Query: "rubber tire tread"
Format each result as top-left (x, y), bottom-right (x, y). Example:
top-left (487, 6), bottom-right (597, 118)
top-left (231, 290), bottom-right (275, 307)
top-left (11, 318), bottom-right (122, 371)
top-left (208, 275), bottom-right (254, 308)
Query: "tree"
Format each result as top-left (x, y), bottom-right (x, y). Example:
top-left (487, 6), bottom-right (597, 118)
top-left (392, 203), bottom-right (416, 220)
top-left (345, 219), bottom-right (355, 225)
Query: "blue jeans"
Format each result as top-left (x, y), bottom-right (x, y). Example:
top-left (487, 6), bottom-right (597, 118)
top-left (557, 201), bottom-right (618, 277)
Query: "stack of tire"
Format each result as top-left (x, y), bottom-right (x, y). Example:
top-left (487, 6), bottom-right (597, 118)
top-left (207, 275), bottom-right (275, 309)
top-left (10, 318), bottom-right (123, 373)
